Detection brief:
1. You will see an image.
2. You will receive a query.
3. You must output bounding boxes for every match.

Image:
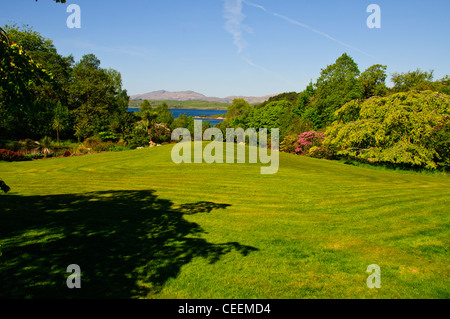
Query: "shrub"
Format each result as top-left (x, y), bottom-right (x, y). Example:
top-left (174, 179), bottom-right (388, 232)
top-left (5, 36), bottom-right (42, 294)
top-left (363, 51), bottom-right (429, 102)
top-left (280, 134), bottom-right (299, 154)
top-left (295, 131), bottom-right (325, 155)
top-left (92, 141), bottom-right (115, 152)
top-left (325, 90), bottom-right (450, 170)
top-left (40, 136), bottom-right (53, 157)
top-left (0, 149), bottom-right (25, 162)
top-left (64, 150), bottom-right (71, 157)
top-left (24, 139), bottom-right (37, 154)
top-left (24, 153), bottom-right (44, 161)
top-left (307, 146), bottom-right (333, 159)
top-left (98, 131), bottom-right (119, 142)
top-left (75, 145), bottom-right (90, 154)
top-left (83, 136), bottom-right (102, 149)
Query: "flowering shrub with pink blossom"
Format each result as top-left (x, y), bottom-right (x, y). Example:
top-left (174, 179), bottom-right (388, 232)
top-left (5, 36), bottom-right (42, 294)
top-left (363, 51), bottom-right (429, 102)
top-left (295, 131), bottom-right (325, 155)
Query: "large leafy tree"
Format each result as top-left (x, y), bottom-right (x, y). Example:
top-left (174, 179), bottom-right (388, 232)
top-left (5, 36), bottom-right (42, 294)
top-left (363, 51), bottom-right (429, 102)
top-left (225, 98), bottom-right (249, 122)
top-left (69, 54), bottom-right (129, 139)
top-left (325, 90), bottom-right (450, 170)
top-left (358, 64), bottom-right (388, 99)
top-left (0, 26), bottom-right (58, 139)
top-left (313, 53), bottom-right (362, 128)
top-left (391, 69), bottom-right (434, 92)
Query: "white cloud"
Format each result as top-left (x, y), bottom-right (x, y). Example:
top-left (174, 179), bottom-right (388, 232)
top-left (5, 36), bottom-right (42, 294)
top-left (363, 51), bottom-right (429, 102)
top-left (223, 0), bottom-right (252, 54)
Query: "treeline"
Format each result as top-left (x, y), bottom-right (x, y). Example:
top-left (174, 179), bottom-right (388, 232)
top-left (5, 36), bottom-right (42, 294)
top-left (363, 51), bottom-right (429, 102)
top-left (0, 24), bottom-right (214, 150)
top-left (0, 24), bottom-right (136, 143)
top-left (220, 53), bottom-right (449, 170)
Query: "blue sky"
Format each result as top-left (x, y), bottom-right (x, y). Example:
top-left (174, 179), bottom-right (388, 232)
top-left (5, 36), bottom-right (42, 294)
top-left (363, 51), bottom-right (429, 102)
top-left (1, 0), bottom-right (449, 97)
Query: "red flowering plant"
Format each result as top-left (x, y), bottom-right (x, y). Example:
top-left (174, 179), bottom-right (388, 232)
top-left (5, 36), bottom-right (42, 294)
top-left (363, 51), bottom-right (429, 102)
top-left (295, 131), bottom-right (325, 155)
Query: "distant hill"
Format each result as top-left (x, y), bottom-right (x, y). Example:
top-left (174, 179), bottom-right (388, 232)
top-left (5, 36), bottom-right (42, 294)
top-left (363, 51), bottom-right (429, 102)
top-left (130, 90), bottom-right (277, 105)
top-left (128, 99), bottom-right (229, 110)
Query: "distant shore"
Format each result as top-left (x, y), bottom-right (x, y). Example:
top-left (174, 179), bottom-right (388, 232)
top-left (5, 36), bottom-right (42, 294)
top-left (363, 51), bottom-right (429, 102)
top-left (193, 115), bottom-right (226, 120)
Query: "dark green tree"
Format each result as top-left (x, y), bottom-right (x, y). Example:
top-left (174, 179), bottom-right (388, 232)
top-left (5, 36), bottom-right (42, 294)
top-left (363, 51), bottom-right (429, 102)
top-left (153, 103), bottom-right (174, 126)
top-left (391, 69), bottom-right (434, 92)
top-left (140, 100), bottom-right (152, 112)
top-left (358, 64), bottom-right (388, 99)
top-left (314, 53), bottom-right (362, 127)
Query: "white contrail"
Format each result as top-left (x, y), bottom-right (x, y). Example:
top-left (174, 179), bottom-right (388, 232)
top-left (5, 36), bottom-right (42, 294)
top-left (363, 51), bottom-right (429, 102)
top-left (245, 1), bottom-right (377, 59)
top-left (223, 0), bottom-right (301, 87)
top-left (224, 0), bottom-right (251, 54)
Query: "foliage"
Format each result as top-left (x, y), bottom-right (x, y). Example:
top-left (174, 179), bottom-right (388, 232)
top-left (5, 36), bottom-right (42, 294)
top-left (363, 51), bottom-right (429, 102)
top-left (358, 64), bottom-right (388, 99)
top-left (280, 134), bottom-right (299, 154)
top-left (225, 98), bottom-right (250, 122)
top-left (325, 91), bottom-right (450, 170)
top-left (92, 141), bottom-right (116, 152)
top-left (39, 136), bottom-right (53, 157)
top-left (259, 92), bottom-right (299, 110)
top-left (0, 25), bottom-right (57, 139)
top-left (52, 101), bottom-right (70, 145)
top-left (391, 69), bottom-right (434, 93)
top-left (293, 82), bottom-right (314, 116)
top-left (149, 123), bottom-right (171, 145)
top-left (307, 146), bottom-right (333, 159)
top-left (153, 103), bottom-right (174, 126)
top-left (139, 99), bottom-right (152, 112)
top-left (0, 149), bottom-right (25, 162)
top-left (295, 131), bottom-right (325, 155)
top-left (313, 53), bottom-right (362, 127)
top-left (171, 113), bottom-right (195, 134)
top-left (69, 54), bottom-right (129, 138)
top-left (83, 136), bottom-right (102, 149)
top-left (98, 131), bottom-right (119, 142)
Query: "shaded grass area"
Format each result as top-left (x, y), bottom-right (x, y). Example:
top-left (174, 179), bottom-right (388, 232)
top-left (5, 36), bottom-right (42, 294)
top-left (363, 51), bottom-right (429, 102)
top-left (0, 144), bottom-right (449, 298)
top-left (0, 190), bottom-right (256, 298)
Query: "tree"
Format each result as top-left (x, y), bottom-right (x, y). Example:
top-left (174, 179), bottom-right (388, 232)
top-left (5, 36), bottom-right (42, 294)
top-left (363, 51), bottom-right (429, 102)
top-left (69, 54), bottom-right (128, 137)
top-left (140, 100), bottom-right (152, 112)
top-left (0, 25), bottom-right (57, 139)
top-left (314, 53), bottom-right (362, 127)
top-left (391, 69), bottom-right (434, 92)
top-left (294, 82), bottom-right (314, 116)
top-left (325, 90), bottom-right (450, 170)
top-left (225, 98), bottom-right (249, 122)
top-left (358, 64), bottom-right (388, 99)
top-left (52, 101), bottom-right (69, 146)
top-left (153, 103), bottom-right (174, 126)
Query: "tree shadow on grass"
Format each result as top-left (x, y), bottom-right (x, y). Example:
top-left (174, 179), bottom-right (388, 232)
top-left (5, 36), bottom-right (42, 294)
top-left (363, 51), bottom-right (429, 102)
top-left (0, 190), bottom-right (258, 298)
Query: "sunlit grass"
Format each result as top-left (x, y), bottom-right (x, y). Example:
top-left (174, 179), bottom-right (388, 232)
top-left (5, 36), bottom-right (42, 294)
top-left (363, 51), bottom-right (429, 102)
top-left (0, 144), bottom-right (449, 298)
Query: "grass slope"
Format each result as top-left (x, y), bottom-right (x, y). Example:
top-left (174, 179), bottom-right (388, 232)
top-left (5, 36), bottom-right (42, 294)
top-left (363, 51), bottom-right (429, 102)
top-left (0, 145), bottom-right (449, 299)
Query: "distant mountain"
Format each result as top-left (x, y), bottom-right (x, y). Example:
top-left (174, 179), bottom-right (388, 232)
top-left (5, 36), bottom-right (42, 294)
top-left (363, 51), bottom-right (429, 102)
top-left (130, 90), bottom-right (277, 104)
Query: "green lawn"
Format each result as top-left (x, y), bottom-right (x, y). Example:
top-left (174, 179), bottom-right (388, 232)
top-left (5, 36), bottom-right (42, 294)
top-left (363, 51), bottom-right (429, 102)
top-left (0, 145), bottom-right (449, 299)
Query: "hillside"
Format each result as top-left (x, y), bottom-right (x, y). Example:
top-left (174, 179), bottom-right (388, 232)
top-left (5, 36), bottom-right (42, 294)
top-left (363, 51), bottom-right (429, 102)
top-left (130, 90), bottom-right (277, 104)
top-left (128, 99), bottom-right (229, 110)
